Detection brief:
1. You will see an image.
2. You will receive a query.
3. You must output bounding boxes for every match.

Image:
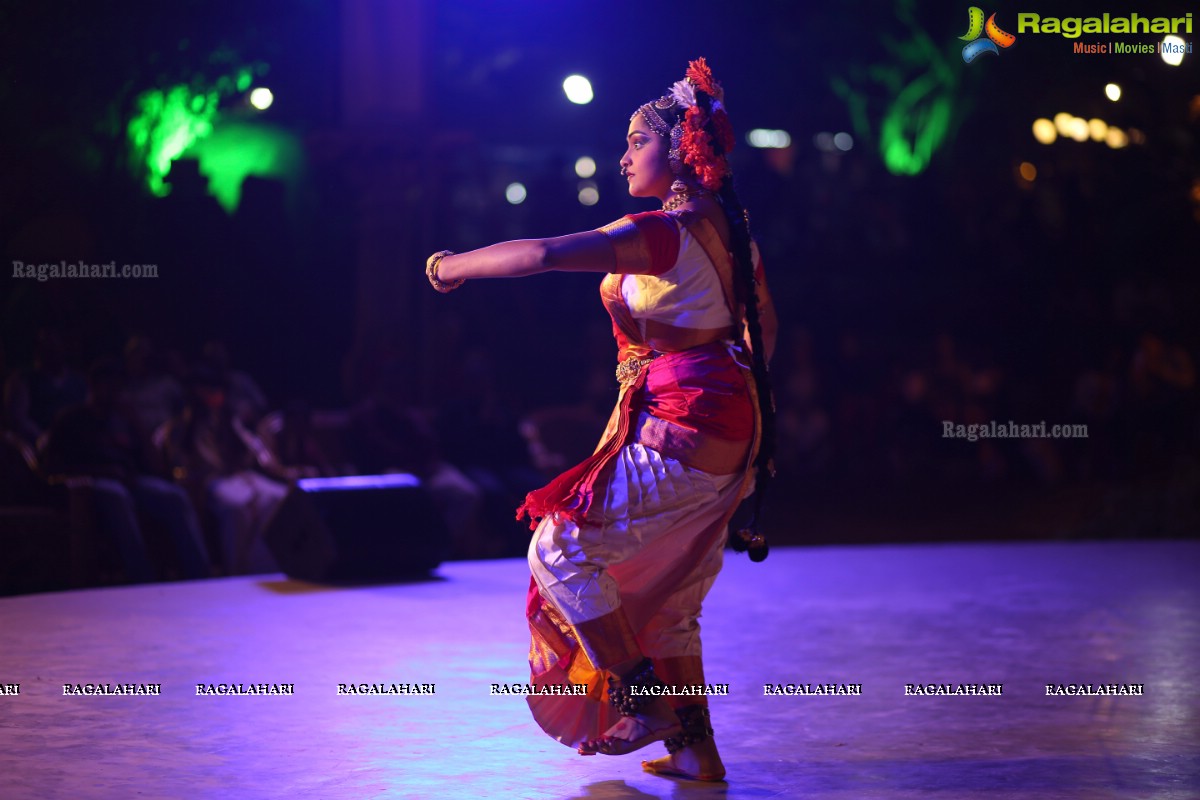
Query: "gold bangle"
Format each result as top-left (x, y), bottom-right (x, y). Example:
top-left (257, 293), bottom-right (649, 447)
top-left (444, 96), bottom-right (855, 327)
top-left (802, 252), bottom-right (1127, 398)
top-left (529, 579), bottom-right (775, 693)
top-left (426, 250), bottom-right (464, 293)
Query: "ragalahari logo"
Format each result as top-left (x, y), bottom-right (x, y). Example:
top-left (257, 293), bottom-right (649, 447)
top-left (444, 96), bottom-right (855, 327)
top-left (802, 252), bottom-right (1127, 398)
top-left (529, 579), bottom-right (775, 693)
top-left (960, 7), bottom-right (1017, 62)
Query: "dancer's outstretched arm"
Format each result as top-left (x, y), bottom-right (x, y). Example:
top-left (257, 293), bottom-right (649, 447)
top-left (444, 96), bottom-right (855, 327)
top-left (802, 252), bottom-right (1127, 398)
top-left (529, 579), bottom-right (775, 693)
top-left (434, 231), bottom-right (615, 283)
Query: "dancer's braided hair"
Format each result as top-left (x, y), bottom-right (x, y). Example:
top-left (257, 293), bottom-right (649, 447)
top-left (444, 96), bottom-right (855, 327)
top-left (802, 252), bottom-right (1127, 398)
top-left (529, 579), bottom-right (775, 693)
top-left (645, 66), bottom-right (776, 560)
top-left (716, 180), bottom-right (775, 561)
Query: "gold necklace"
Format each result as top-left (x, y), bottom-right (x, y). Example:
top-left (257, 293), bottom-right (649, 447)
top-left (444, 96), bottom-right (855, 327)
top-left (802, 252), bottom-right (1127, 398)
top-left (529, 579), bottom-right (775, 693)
top-left (661, 188), bottom-right (712, 212)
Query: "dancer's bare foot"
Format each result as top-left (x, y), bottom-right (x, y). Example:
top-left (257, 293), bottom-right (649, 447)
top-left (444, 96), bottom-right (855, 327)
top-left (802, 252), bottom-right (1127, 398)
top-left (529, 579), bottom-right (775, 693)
top-left (641, 734), bottom-right (726, 781)
top-left (578, 697), bottom-right (681, 756)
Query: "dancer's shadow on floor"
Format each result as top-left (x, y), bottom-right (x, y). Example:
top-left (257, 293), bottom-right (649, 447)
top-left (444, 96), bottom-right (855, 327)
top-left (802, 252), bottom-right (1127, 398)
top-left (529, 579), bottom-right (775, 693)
top-left (566, 778), bottom-right (729, 800)
top-left (257, 574), bottom-right (449, 594)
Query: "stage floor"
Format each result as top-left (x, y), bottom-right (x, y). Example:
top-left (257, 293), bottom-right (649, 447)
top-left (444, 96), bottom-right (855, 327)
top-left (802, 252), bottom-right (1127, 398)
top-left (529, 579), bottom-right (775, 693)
top-left (1, 540), bottom-right (1197, 799)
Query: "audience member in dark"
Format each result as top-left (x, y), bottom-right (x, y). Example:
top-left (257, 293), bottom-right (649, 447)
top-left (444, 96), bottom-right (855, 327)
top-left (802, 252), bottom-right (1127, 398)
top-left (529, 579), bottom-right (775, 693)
top-left (425, 332), bottom-right (554, 559)
top-left (831, 331), bottom-right (882, 477)
top-left (201, 340), bottom-right (268, 427)
top-left (39, 357), bottom-right (211, 582)
top-left (776, 328), bottom-right (831, 477)
top-left (1128, 331), bottom-right (1197, 468)
top-left (256, 399), bottom-right (338, 479)
top-left (3, 328), bottom-right (87, 446)
top-left (155, 365), bottom-right (287, 575)
top-left (1071, 346), bottom-right (1123, 480)
top-left (349, 385), bottom-right (483, 559)
top-left (0, 339), bottom-right (7, 406)
top-left (0, 339), bottom-right (15, 439)
top-left (122, 335), bottom-right (184, 450)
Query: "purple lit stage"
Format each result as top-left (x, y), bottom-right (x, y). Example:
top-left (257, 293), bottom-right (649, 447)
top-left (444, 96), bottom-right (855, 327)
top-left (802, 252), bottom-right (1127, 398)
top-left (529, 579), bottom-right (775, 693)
top-left (1, 541), bottom-right (1197, 799)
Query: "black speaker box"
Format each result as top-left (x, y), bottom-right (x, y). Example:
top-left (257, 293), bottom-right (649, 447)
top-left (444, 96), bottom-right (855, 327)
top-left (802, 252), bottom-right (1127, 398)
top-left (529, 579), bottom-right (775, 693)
top-left (264, 474), bottom-right (448, 582)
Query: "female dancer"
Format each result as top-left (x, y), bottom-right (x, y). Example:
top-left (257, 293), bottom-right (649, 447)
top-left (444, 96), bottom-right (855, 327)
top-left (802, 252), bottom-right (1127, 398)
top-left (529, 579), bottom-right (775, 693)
top-left (426, 58), bottom-right (776, 782)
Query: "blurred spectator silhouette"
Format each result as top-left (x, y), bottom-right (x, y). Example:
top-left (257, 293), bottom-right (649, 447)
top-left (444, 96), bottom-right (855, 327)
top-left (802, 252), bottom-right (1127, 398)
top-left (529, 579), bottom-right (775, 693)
top-left (831, 331), bottom-right (882, 479)
top-left (0, 339), bottom-right (11, 434)
top-left (155, 364), bottom-right (287, 575)
top-left (201, 340), bottom-right (268, 427)
top-left (349, 362), bottom-right (484, 559)
top-left (1072, 345), bottom-right (1123, 481)
top-left (1129, 331), bottom-right (1196, 470)
top-left (39, 356), bottom-right (211, 582)
top-left (426, 324), bottom-right (549, 559)
top-left (3, 327), bottom-right (87, 445)
top-left (776, 328), bottom-right (831, 478)
top-left (257, 399), bottom-right (339, 479)
top-left (122, 335), bottom-right (184, 451)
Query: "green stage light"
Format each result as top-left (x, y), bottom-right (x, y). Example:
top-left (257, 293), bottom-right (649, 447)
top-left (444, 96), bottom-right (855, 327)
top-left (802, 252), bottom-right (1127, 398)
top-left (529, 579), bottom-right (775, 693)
top-left (830, 0), bottom-right (965, 176)
top-left (126, 66), bottom-right (274, 210)
top-left (185, 122), bottom-right (303, 213)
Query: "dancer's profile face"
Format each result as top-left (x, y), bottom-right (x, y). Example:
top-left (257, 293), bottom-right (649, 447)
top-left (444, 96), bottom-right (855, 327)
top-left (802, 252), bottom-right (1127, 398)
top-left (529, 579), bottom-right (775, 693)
top-left (620, 116), bottom-right (672, 200)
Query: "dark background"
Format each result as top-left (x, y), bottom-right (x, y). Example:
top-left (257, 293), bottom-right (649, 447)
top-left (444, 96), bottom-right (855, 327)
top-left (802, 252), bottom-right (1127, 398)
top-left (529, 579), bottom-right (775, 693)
top-left (2, 0), bottom-right (1197, 547)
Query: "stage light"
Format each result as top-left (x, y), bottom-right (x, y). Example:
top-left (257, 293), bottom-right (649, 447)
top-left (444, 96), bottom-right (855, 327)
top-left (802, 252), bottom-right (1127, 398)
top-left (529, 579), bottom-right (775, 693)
top-left (812, 131), bottom-right (834, 151)
top-left (505, 182), bottom-right (527, 204)
top-left (563, 75), bottom-right (593, 105)
top-left (1088, 118), bottom-right (1108, 141)
top-left (1032, 118), bottom-right (1057, 144)
top-left (126, 64), bottom-right (265, 205)
top-left (1019, 162), bottom-right (1037, 182)
top-left (1105, 83), bottom-right (1121, 101)
top-left (1161, 36), bottom-right (1186, 66)
top-left (578, 182), bottom-right (599, 206)
top-left (833, 132), bottom-right (853, 151)
top-left (1053, 113), bottom-right (1073, 135)
top-left (1105, 128), bottom-right (1128, 149)
top-left (746, 129), bottom-right (792, 148)
top-left (249, 87), bottom-right (273, 110)
top-left (1067, 117), bottom-right (1089, 142)
top-left (574, 156), bottom-right (596, 178)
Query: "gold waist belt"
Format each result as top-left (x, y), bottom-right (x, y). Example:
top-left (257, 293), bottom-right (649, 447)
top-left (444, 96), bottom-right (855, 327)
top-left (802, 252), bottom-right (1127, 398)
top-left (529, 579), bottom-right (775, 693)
top-left (615, 353), bottom-right (660, 387)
